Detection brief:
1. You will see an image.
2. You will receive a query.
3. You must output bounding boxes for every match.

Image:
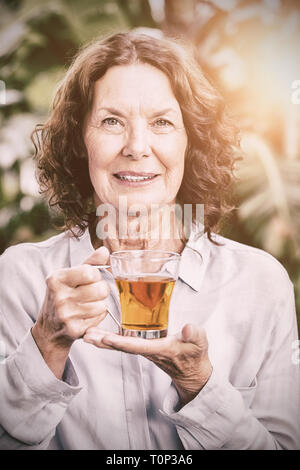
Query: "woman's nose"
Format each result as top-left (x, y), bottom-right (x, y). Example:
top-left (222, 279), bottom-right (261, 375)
top-left (121, 123), bottom-right (151, 160)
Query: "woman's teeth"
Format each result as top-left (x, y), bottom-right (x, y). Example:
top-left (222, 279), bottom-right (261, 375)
top-left (115, 175), bottom-right (156, 181)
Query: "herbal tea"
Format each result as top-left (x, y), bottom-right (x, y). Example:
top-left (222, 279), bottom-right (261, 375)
top-left (115, 276), bottom-right (175, 331)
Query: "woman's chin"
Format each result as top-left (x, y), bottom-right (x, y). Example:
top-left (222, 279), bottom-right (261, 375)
top-left (117, 194), bottom-right (167, 210)
top-left (108, 182), bottom-right (168, 208)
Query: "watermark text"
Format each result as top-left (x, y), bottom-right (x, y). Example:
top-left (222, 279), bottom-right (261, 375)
top-left (95, 197), bottom-right (204, 241)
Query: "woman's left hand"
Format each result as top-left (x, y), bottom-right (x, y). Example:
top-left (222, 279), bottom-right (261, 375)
top-left (83, 323), bottom-right (213, 407)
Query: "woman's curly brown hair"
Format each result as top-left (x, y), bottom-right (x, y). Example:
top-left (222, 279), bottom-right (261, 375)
top-left (32, 31), bottom-right (241, 243)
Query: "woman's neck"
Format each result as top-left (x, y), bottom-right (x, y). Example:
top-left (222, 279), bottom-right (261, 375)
top-left (89, 209), bottom-right (187, 254)
top-left (101, 236), bottom-right (185, 254)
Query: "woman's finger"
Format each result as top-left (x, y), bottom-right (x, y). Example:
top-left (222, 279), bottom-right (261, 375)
top-left (83, 246), bottom-right (110, 266)
top-left (74, 300), bottom-right (108, 318)
top-left (83, 328), bottom-right (173, 355)
top-left (181, 324), bottom-right (208, 352)
top-left (72, 280), bottom-right (110, 302)
top-left (83, 328), bottom-right (118, 350)
top-left (47, 264), bottom-right (101, 289)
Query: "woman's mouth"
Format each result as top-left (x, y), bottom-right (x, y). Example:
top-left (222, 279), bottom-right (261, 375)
top-left (113, 171), bottom-right (159, 186)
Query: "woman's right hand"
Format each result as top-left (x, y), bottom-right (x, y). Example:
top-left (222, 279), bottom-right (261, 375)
top-left (31, 246), bottom-right (110, 379)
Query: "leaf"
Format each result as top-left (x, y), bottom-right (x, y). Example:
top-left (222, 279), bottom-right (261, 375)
top-left (235, 132), bottom-right (300, 258)
top-left (24, 67), bottom-right (65, 112)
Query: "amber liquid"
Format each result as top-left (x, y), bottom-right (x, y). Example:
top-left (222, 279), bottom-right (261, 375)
top-left (115, 276), bottom-right (176, 331)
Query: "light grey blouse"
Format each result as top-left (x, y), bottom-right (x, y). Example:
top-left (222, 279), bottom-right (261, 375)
top-left (0, 229), bottom-right (299, 450)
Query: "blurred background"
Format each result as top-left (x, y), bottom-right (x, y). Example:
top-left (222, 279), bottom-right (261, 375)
top-left (0, 0), bottom-right (300, 328)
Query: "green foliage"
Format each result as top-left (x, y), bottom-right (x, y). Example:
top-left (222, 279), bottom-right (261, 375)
top-left (223, 132), bottom-right (300, 326)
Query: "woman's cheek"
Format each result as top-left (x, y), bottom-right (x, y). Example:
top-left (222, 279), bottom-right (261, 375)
top-left (88, 135), bottom-right (122, 169)
top-left (154, 132), bottom-right (186, 164)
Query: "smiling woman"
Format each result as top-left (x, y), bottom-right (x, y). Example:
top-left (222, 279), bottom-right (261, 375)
top-left (0, 32), bottom-right (299, 451)
top-left (31, 32), bottom-right (238, 245)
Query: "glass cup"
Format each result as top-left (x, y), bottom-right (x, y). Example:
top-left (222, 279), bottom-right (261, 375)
top-left (110, 250), bottom-right (181, 339)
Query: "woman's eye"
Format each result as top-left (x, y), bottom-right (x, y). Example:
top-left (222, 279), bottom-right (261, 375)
top-left (102, 117), bottom-right (122, 126)
top-left (153, 119), bottom-right (172, 127)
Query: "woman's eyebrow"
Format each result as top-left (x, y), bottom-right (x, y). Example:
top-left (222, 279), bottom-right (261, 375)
top-left (96, 107), bottom-right (126, 117)
top-left (150, 108), bottom-right (177, 117)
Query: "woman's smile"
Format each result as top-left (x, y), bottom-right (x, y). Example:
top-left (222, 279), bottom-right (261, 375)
top-left (112, 170), bottom-right (161, 187)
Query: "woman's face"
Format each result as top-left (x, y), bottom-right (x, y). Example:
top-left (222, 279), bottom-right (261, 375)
top-left (83, 63), bottom-right (188, 210)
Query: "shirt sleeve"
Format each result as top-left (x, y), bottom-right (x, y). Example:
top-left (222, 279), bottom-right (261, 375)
top-left (0, 323), bottom-right (82, 450)
top-left (160, 283), bottom-right (300, 450)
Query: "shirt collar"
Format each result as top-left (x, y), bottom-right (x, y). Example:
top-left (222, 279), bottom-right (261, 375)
top-left (69, 229), bottom-right (95, 267)
top-left (178, 226), bottom-right (210, 292)
top-left (69, 224), bottom-right (210, 293)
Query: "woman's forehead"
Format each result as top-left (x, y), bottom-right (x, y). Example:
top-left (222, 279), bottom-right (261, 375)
top-left (90, 63), bottom-right (182, 115)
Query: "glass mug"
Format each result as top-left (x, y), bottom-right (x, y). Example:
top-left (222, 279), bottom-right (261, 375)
top-left (110, 250), bottom-right (181, 339)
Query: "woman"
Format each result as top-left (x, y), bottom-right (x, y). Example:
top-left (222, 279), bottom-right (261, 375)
top-left (0, 32), bottom-right (299, 450)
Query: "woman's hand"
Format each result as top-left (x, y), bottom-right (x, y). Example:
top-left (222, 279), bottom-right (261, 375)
top-left (31, 246), bottom-right (110, 379)
top-left (83, 323), bottom-right (213, 407)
